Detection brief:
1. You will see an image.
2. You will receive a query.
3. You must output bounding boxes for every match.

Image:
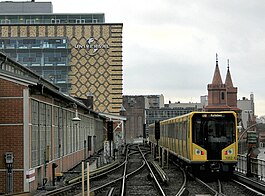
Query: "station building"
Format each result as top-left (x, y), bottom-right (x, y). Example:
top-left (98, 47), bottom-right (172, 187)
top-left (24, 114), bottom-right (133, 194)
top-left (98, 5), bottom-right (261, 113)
top-left (0, 52), bottom-right (106, 194)
top-left (0, 1), bottom-right (123, 115)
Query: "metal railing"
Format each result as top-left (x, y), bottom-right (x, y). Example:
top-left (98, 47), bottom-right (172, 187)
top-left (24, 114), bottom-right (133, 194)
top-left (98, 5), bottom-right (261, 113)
top-left (236, 154), bottom-right (265, 181)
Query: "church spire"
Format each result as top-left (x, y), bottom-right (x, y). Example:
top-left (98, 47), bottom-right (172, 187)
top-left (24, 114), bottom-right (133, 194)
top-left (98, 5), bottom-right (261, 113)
top-left (211, 53), bottom-right (223, 85)
top-left (225, 59), bottom-right (234, 87)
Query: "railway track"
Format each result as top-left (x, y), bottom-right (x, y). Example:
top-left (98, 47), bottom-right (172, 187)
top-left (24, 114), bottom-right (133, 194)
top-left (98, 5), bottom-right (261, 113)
top-left (43, 144), bottom-right (265, 196)
top-left (45, 144), bottom-right (167, 195)
top-left (187, 172), bottom-right (265, 196)
top-left (93, 144), bottom-right (166, 195)
top-left (125, 144), bottom-right (165, 195)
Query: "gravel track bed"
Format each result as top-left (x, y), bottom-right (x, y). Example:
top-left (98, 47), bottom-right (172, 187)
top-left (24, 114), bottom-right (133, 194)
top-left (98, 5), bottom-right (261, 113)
top-left (125, 146), bottom-right (159, 195)
top-left (160, 163), bottom-right (184, 195)
top-left (186, 178), bottom-right (213, 195)
top-left (126, 167), bottom-right (159, 195)
top-left (221, 180), bottom-right (255, 196)
top-left (127, 153), bottom-right (143, 174)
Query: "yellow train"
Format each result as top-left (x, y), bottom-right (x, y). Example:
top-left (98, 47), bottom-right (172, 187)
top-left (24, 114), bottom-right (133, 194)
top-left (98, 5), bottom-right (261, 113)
top-left (149, 111), bottom-right (238, 173)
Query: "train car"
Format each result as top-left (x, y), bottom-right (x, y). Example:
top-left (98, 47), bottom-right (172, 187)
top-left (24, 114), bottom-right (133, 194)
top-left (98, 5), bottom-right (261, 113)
top-left (149, 111), bottom-right (238, 173)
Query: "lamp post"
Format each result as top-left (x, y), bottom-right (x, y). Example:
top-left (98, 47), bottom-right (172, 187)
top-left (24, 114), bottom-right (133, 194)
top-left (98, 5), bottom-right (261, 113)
top-left (239, 123), bottom-right (259, 142)
top-left (238, 123), bottom-right (260, 177)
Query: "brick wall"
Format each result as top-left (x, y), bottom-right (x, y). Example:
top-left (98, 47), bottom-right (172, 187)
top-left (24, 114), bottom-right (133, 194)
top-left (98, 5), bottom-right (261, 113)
top-left (0, 78), bottom-right (24, 97)
top-left (0, 78), bottom-right (26, 193)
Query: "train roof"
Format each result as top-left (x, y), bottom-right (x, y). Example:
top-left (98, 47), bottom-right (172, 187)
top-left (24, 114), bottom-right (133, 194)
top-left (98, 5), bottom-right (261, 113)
top-left (159, 111), bottom-right (236, 125)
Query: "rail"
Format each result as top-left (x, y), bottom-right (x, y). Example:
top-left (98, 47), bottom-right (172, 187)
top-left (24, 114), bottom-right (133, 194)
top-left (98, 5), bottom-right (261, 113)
top-left (171, 160), bottom-right (188, 196)
top-left (233, 172), bottom-right (265, 194)
top-left (151, 161), bottom-right (169, 183)
top-left (194, 177), bottom-right (224, 196)
top-left (138, 145), bottom-right (166, 196)
top-left (120, 147), bottom-right (128, 196)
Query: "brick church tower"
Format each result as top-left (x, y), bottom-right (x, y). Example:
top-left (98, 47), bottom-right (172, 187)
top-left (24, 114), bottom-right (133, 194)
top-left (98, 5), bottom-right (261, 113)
top-left (205, 54), bottom-right (241, 114)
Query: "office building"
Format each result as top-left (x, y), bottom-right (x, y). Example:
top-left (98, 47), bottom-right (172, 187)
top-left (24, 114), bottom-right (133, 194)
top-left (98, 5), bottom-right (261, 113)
top-left (237, 93), bottom-right (255, 129)
top-left (0, 1), bottom-right (123, 115)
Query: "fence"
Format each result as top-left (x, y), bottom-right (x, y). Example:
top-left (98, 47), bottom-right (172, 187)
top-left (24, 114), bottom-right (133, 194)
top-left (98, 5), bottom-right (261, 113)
top-left (236, 154), bottom-right (265, 181)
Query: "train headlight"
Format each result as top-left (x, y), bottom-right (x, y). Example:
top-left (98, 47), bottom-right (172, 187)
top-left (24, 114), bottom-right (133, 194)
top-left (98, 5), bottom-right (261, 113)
top-left (195, 148), bottom-right (204, 155)
top-left (224, 148), bottom-right (233, 155)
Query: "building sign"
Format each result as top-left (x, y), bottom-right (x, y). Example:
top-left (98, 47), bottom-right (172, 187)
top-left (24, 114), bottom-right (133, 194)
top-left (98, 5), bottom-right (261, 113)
top-left (75, 37), bottom-right (109, 55)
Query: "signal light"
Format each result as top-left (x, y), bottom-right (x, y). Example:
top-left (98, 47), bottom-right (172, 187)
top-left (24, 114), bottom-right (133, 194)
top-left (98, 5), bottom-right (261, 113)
top-left (155, 121), bottom-right (160, 140)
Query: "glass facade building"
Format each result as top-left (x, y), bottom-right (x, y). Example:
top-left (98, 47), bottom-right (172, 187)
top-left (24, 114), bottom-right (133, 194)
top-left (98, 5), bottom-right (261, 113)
top-left (0, 13), bottom-right (105, 25)
top-left (0, 3), bottom-right (123, 115)
top-left (0, 13), bottom-right (104, 93)
top-left (0, 37), bottom-right (70, 92)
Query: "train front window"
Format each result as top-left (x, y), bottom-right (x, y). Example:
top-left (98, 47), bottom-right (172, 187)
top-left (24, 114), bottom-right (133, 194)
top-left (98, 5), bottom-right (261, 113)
top-left (193, 118), bottom-right (205, 147)
top-left (192, 113), bottom-right (236, 147)
top-left (207, 119), bottom-right (235, 144)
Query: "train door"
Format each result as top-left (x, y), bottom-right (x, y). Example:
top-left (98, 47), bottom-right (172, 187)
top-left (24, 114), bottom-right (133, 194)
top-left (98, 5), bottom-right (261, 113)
top-left (183, 120), bottom-right (187, 158)
top-left (170, 123), bottom-right (173, 150)
top-left (168, 124), bottom-right (170, 150)
top-left (165, 124), bottom-right (168, 149)
top-left (168, 124), bottom-right (171, 150)
top-left (161, 124), bottom-right (164, 147)
top-left (179, 121), bottom-right (183, 157)
top-left (175, 121), bottom-right (179, 155)
top-left (164, 124), bottom-right (167, 147)
top-left (186, 119), bottom-right (190, 160)
top-left (172, 121), bottom-right (176, 152)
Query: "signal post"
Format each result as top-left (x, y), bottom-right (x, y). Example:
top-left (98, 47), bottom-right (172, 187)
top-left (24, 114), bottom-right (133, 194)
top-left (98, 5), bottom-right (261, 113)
top-left (155, 121), bottom-right (160, 161)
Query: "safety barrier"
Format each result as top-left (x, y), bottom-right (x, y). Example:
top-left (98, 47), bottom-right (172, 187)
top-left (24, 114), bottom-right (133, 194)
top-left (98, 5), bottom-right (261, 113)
top-left (236, 154), bottom-right (265, 181)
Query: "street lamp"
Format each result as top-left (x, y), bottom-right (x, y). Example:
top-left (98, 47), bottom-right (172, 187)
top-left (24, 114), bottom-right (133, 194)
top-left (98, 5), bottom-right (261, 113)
top-left (72, 103), bottom-right (81, 122)
top-left (238, 123), bottom-right (260, 155)
top-left (239, 123), bottom-right (259, 141)
top-left (238, 122), bottom-right (261, 177)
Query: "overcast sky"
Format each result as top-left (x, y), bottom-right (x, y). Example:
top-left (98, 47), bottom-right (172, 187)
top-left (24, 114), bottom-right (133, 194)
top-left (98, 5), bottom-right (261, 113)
top-left (40, 0), bottom-right (265, 117)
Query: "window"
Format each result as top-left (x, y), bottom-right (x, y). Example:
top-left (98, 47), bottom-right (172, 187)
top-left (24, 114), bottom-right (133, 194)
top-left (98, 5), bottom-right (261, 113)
top-left (76, 19), bottom-right (85, 23)
top-left (221, 92), bottom-right (225, 100)
top-left (1, 19), bottom-right (10, 24)
top-left (51, 19), bottom-right (60, 24)
top-left (31, 100), bottom-right (39, 167)
top-left (54, 107), bottom-right (59, 159)
top-left (26, 19), bottom-right (36, 24)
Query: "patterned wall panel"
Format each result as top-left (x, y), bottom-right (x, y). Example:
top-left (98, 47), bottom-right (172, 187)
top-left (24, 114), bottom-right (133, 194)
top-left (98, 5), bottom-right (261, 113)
top-left (68, 24), bottom-right (123, 114)
top-left (0, 23), bottom-right (123, 115)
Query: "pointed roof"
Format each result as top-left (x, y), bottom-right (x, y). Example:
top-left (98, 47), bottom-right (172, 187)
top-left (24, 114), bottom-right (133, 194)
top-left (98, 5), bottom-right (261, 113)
top-left (211, 53), bottom-right (223, 85)
top-left (225, 59), bottom-right (234, 87)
